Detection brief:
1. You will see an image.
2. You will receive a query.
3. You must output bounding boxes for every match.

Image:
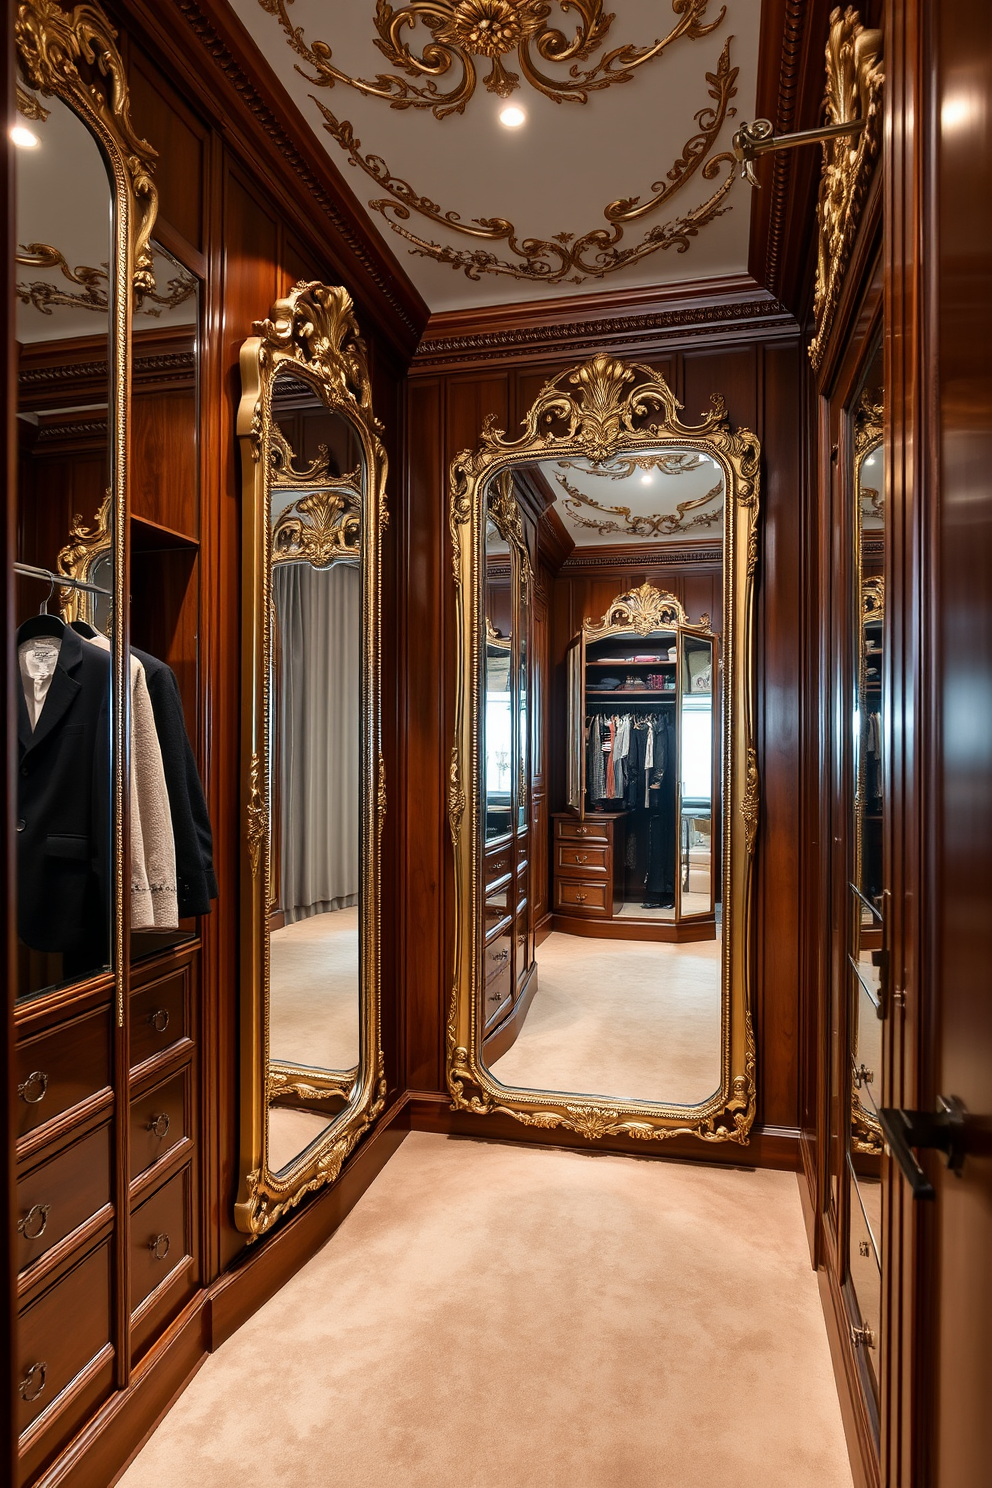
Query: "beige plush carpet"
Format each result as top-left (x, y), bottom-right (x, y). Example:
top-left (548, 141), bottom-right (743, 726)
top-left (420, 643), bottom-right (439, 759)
top-left (267, 1108), bottom-right (335, 1176)
top-left (491, 932), bottom-right (722, 1107)
top-left (269, 907), bottom-right (360, 1071)
top-left (117, 1133), bottom-right (852, 1488)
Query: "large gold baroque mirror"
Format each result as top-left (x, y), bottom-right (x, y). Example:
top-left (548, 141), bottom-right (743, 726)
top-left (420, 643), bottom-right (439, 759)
top-left (449, 357), bottom-right (759, 1144)
top-left (235, 283), bottom-right (385, 1236)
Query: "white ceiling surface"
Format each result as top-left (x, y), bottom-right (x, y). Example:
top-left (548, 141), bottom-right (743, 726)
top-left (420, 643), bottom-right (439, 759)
top-left (539, 451), bottom-right (725, 547)
top-left (228, 0), bottom-right (760, 312)
top-left (15, 94), bottom-right (196, 345)
top-left (859, 445), bottom-right (884, 530)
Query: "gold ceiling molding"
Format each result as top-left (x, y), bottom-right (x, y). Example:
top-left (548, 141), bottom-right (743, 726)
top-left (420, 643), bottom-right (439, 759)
top-left (15, 81), bottom-right (49, 120)
top-left (260, 0), bottom-right (724, 120)
top-left (557, 451), bottom-right (709, 479)
top-left (809, 7), bottom-right (883, 371)
top-left (15, 242), bottom-right (197, 318)
top-left (315, 37), bottom-right (738, 285)
top-left (554, 468), bottom-right (723, 538)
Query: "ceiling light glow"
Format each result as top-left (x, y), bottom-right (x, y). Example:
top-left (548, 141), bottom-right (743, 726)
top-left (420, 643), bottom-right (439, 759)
top-left (11, 125), bottom-right (40, 149)
top-left (640, 474), bottom-right (654, 485)
top-left (499, 105), bottom-right (526, 129)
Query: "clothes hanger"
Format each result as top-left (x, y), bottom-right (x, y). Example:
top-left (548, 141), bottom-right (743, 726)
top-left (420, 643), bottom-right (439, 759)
top-left (70, 618), bottom-right (99, 639)
top-left (17, 572), bottom-right (66, 643)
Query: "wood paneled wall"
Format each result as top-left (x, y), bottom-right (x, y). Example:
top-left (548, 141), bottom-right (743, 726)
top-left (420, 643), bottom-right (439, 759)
top-left (402, 334), bottom-right (807, 1160)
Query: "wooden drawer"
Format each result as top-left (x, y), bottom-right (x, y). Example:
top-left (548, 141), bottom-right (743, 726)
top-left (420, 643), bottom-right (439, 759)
top-left (484, 897), bottom-right (512, 935)
top-left (130, 967), bottom-right (188, 1071)
top-left (483, 964), bottom-right (512, 1028)
top-left (130, 1165), bottom-right (192, 1316)
top-left (486, 879), bottom-right (511, 914)
top-left (483, 928), bottom-right (512, 984)
top-left (557, 842), bottom-right (610, 877)
top-left (17, 1124), bottom-right (111, 1278)
top-left (555, 818), bottom-right (610, 844)
top-left (16, 1006), bottom-right (111, 1143)
top-left (555, 878), bottom-right (610, 916)
top-left (17, 1240), bottom-right (113, 1440)
top-left (129, 1067), bottom-right (189, 1183)
top-left (484, 844), bottom-right (513, 886)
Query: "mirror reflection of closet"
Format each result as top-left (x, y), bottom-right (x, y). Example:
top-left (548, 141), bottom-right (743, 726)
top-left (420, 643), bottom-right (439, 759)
top-left (266, 372), bottom-right (363, 1176)
top-left (13, 89), bottom-right (116, 1001)
top-left (847, 350), bottom-right (885, 1397)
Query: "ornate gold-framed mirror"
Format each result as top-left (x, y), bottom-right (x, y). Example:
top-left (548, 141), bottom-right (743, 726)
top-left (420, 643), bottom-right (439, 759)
top-left (449, 355), bottom-right (759, 1144)
top-left (235, 283), bottom-right (386, 1236)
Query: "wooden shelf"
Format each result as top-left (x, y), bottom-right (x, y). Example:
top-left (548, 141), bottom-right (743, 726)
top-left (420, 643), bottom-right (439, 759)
top-left (131, 514), bottom-right (199, 553)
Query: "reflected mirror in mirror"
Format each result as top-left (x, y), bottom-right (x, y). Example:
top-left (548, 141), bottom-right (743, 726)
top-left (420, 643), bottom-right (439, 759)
top-left (482, 449), bottom-right (725, 1110)
top-left (265, 371), bottom-right (364, 1175)
top-left (13, 90), bottom-right (115, 1002)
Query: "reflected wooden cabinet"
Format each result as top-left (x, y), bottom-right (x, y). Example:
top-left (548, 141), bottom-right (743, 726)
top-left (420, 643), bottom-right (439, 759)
top-left (552, 812), bottom-right (626, 921)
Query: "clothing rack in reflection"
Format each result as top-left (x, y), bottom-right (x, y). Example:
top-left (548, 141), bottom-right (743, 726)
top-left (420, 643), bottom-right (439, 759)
top-left (585, 695), bottom-right (676, 705)
top-left (14, 561), bottom-right (112, 598)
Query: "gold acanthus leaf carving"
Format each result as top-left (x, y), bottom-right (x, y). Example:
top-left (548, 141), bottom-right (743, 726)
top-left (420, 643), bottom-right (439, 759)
top-left (258, 0), bottom-right (724, 120)
top-left (271, 487), bottom-right (361, 567)
top-left (740, 746), bottom-right (759, 857)
top-left (809, 8), bottom-right (884, 370)
top-left (448, 743), bottom-right (466, 846)
top-left (377, 754), bottom-right (387, 836)
top-left (311, 38), bottom-right (739, 285)
top-left (246, 750), bottom-right (266, 878)
top-left (555, 469), bottom-right (723, 539)
top-left (585, 581), bottom-right (687, 638)
top-left (253, 281), bottom-right (381, 430)
top-left (854, 387), bottom-right (884, 459)
top-left (488, 470), bottom-right (532, 582)
top-left (15, 81), bottom-right (48, 120)
top-left (862, 576), bottom-right (884, 625)
top-left (15, 0), bottom-right (159, 301)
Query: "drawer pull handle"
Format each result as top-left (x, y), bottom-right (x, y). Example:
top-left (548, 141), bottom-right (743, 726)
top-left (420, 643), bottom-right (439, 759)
top-left (18, 1070), bottom-right (48, 1105)
top-left (149, 1232), bottom-right (171, 1261)
top-left (853, 1063), bottom-right (874, 1089)
top-left (576, 827), bottom-right (588, 836)
top-left (491, 949), bottom-right (509, 966)
top-left (148, 1008), bottom-right (170, 1033)
top-left (574, 892), bottom-right (587, 903)
top-left (18, 1204), bottom-right (51, 1241)
top-left (858, 1240), bottom-right (871, 1258)
top-left (147, 1112), bottom-right (171, 1139)
top-left (851, 1322), bottom-right (874, 1350)
top-left (20, 1362), bottom-right (47, 1403)
top-left (573, 853), bottom-right (588, 864)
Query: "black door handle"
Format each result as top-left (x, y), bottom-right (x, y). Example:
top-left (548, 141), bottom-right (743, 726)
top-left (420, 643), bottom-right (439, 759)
top-left (877, 1096), bottom-right (968, 1200)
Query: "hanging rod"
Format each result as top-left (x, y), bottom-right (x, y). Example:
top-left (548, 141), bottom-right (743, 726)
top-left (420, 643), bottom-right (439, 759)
top-left (732, 117), bottom-right (865, 185)
top-left (13, 561), bottom-right (111, 597)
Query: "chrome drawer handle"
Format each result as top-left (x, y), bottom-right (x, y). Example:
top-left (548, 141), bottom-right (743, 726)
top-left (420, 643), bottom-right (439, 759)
top-left (147, 1112), bottom-right (171, 1139)
top-left (20, 1362), bottom-right (47, 1403)
top-left (18, 1070), bottom-right (48, 1105)
top-left (148, 1008), bottom-right (170, 1033)
top-left (18, 1203), bottom-right (51, 1241)
top-left (149, 1232), bottom-right (171, 1261)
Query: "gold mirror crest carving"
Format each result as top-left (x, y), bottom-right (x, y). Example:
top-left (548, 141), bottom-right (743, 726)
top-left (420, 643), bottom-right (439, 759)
top-left (448, 355), bottom-right (759, 1146)
top-left (235, 282), bottom-right (387, 1236)
top-left (809, 8), bottom-right (884, 370)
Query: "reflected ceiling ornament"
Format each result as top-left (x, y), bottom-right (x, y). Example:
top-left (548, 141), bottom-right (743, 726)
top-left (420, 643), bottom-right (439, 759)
top-left (554, 468), bottom-right (722, 538)
top-left (316, 38), bottom-right (737, 285)
top-left (862, 575), bottom-right (883, 625)
top-left (557, 451), bottom-right (708, 479)
top-left (15, 242), bottom-right (197, 317)
top-left (809, 7), bottom-right (883, 370)
top-left (15, 82), bottom-right (48, 120)
top-left (259, 0), bottom-right (724, 119)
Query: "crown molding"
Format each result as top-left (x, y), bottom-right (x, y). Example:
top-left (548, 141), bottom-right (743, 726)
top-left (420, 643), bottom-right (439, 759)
top-left (18, 325), bottom-right (197, 412)
top-left (412, 274), bottom-right (798, 372)
top-left (561, 538), bottom-right (724, 575)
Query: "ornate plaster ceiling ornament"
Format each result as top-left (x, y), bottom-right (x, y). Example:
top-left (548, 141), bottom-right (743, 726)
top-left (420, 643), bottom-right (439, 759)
top-left (557, 451), bottom-right (708, 478)
top-left (15, 242), bottom-right (197, 317)
top-left (554, 468), bottom-right (723, 537)
top-left (315, 37), bottom-right (737, 285)
top-left (259, 0), bottom-right (725, 119)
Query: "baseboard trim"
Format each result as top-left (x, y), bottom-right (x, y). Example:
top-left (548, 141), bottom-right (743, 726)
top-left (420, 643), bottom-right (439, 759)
top-left (406, 1091), bottom-right (800, 1171)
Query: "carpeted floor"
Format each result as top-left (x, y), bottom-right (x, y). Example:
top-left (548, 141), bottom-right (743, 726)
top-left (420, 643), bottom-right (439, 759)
top-left (490, 931), bottom-right (722, 1106)
top-left (270, 907), bottom-right (360, 1071)
top-left (117, 1133), bottom-right (853, 1488)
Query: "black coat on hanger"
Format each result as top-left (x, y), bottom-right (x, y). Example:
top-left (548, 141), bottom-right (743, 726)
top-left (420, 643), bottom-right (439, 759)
top-left (17, 625), bottom-right (111, 956)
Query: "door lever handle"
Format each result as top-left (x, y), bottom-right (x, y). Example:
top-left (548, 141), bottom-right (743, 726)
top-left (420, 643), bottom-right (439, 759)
top-left (877, 1096), bottom-right (968, 1200)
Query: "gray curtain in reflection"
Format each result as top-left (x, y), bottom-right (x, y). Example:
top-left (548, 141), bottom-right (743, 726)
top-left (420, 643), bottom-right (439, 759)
top-left (273, 561), bottom-right (359, 924)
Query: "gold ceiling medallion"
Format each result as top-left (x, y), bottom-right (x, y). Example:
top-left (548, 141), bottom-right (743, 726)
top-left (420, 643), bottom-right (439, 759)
top-left (16, 242), bottom-right (196, 317)
top-left (809, 8), bottom-right (883, 370)
top-left (449, 356), bottom-right (759, 1146)
top-left (315, 38), bottom-right (738, 285)
top-left (558, 451), bottom-right (709, 480)
top-left (555, 468), bottom-right (723, 538)
top-left (271, 486), bottom-right (362, 566)
top-left (260, 0), bottom-right (723, 119)
top-left (16, 0), bottom-right (160, 303)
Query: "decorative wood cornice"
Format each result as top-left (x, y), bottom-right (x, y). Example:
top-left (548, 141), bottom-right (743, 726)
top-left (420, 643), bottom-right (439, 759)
top-left (561, 537), bottom-right (723, 573)
top-left (18, 325), bottom-right (197, 411)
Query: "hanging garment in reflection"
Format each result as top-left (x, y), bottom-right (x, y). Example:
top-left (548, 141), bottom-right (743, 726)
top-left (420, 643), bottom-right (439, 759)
top-left (273, 561), bottom-right (360, 924)
top-left (866, 709), bottom-right (883, 806)
top-left (644, 714), bottom-right (677, 907)
top-left (16, 624), bottom-right (111, 958)
top-left (80, 632), bottom-right (178, 930)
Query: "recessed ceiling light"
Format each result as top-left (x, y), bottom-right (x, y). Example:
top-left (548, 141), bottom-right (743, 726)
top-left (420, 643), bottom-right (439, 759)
top-left (499, 105), bottom-right (526, 129)
top-left (640, 474), bottom-right (653, 485)
top-left (11, 125), bottom-right (40, 149)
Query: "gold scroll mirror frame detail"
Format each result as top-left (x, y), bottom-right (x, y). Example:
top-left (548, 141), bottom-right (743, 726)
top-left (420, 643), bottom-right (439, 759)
top-left (235, 282), bottom-right (387, 1237)
top-left (15, 0), bottom-right (161, 1029)
top-left (448, 354), bottom-right (759, 1145)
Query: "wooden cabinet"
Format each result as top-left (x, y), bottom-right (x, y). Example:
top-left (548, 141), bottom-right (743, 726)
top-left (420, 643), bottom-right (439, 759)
top-left (552, 812), bottom-right (627, 924)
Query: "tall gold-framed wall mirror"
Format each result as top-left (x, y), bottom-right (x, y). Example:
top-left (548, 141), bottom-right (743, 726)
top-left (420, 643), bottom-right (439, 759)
top-left (235, 284), bottom-right (386, 1236)
top-left (449, 357), bottom-right (759, 1143)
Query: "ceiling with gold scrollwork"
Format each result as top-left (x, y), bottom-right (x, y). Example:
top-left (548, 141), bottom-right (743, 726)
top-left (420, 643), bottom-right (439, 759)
top-left (227, 0), bottom-right (760, 311)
